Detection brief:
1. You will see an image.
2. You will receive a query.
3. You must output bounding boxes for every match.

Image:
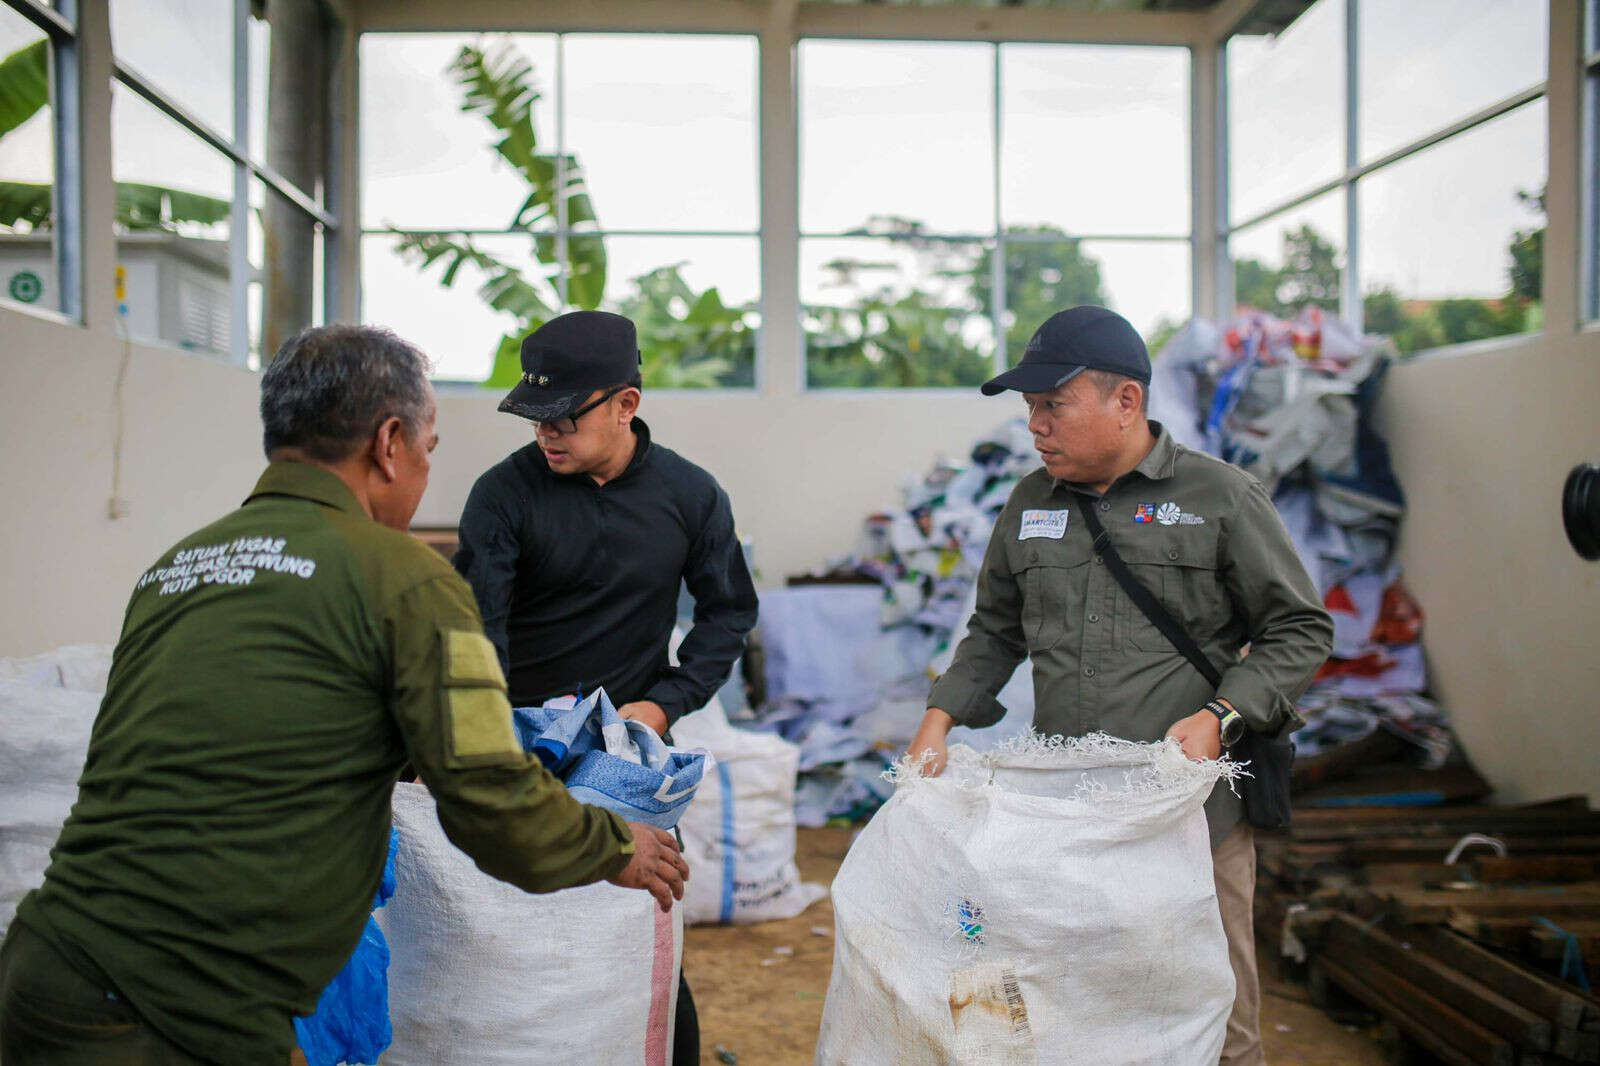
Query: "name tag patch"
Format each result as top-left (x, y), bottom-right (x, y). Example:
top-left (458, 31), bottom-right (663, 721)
top-left (1019, 509), bottom-right (1070, 541)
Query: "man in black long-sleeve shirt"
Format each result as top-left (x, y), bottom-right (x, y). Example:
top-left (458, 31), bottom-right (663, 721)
top-left (453, 310), bottom-right (758, 1063)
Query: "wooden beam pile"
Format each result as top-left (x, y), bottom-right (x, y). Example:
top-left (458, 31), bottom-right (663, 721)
top-left (1257, 798), bottom-right (1600, 1064)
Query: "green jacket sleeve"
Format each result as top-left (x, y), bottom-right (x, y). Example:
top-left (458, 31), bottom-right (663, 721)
top-left (384, 574), bottom-right (635, 893)
top-left (927, 501), bottom-right (1028, 729)
top-left (1215, 478), bottom-right (1335, 735)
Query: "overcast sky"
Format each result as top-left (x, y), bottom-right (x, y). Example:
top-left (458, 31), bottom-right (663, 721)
top-left (0, 0), bottom-right (1553, 380)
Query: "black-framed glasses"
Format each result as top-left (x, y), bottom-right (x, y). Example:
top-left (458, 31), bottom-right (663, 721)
top-left (534, 385), bottom-right (629, 436)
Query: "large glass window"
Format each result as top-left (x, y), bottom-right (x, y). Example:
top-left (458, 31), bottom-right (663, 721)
top-left (1225, 0), bottom-right (1344, 226)
top-left (1360, 102), bottom-right (1546, 354)
top-left (1225, 0), bottom-right (1546, 356)
top-left (799, 39), bottom-right (1191, 388)
top-left (360, 32), bottom-right (760, 387)
top-left (0, 4), bottom-right (58, 313)
top-left (1586, 0), bottom-right (1600, 322)
top-left (1358, 0), bottom-right (1547, 165)
top-left (109, 2), bottom-right (335, 364)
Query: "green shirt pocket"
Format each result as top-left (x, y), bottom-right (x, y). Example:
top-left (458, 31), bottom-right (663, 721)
top-left (1009, 537), bottom-right (1091, 652)
top-left (1117, 527), bottom-right (1224, 652)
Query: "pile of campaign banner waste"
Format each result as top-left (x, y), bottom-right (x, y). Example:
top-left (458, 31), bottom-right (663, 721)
top-left (753, 420), bottom-right (1043, 827)
top-left (816, 733), bottom-right (1243, 1065)
top-left (382, 689), bottom-right (707, 1064)
top-left (1152, 307), bottom-right (1479, 803)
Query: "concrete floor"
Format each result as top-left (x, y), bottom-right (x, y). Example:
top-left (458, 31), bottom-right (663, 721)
top-left (685, 827), bottom-right (1387, 1065)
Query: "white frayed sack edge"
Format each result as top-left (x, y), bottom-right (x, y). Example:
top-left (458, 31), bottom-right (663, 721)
top-left (889, 731), bottom-right (1249, 805)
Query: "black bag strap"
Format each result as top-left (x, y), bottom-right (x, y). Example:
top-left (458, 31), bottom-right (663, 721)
top-left (1074, 493), bottom-right (1223, 690)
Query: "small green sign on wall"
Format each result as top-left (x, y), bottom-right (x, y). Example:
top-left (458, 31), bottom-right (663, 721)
top-left (8, 270), bottom-right (43, 304)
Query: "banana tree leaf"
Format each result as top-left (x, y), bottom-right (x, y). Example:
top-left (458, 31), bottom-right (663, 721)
top-left (115, 183), bottom-right (232, 230)
top-left (393, 230), bottom-right (557, 330)
top-left (0, 39), bottom-right (47, 140)
top-left (450, 43), bottom-right (606, 307)
top-left (484, 332), bottom-right (526, 390)
top-left (0, 180), bottom-right (51, 229)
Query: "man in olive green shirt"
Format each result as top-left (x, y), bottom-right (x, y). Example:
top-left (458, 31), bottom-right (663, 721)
top-left (0, 325), bottom-right (687, 1065)
top-left (911, 306), bottom-right (1332, 1066)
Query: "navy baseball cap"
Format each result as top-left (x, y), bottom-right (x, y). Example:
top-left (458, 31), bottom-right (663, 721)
top-left (498, 311), bottom-right (643, 421)
top-left (980, 305), bottom-right (1151, 396)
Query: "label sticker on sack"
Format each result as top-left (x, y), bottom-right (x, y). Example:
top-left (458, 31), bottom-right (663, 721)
top-left (948, 963), bottom-right (1037, 1062)
top-left (1018, 509), bottom-right (1069, 541)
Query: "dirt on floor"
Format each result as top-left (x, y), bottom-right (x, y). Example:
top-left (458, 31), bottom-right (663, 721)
top-left (684, 827), bottom-right (1388, 1066)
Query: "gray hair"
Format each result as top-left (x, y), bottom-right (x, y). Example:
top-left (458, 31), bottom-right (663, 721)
top-left (1082, 368), bottom-right (1150, 415)
top-left (260, 325), bottom-right (434, 462)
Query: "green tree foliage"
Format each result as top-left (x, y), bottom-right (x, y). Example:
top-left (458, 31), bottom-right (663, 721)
top-left (1234, 190), bottom-right (1545, 357)
top-left (1231, 225), bottom-right (1339, 318)
top-left (971, 226), bottom-right (1107, 363)
top-left (805, 217), bottom-right (1110, 387)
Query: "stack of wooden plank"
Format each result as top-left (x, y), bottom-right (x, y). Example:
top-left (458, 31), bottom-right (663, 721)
top-left (1257, 798), bottom-right (1600, 1065)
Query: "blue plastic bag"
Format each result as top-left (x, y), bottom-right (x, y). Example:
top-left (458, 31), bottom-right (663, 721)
top-left (293, 830), bottom-right (398, 1066)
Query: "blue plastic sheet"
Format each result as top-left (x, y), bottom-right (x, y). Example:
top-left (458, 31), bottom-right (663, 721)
top-left (513, 688), bottom-right (707, 830)
top-left (293, 830), bottom-right (398, 1066)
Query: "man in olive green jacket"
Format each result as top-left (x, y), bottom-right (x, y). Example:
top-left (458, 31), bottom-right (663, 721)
top-left (0, 325), bottom-right (687, 1066)
top-left (911, 306), bottom-right (1333, 1066)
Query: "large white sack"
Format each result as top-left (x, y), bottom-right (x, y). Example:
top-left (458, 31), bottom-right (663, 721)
top-left (0, 677), bottom-right (102, 935)
top-left (0, 644), bottom-right (114, 693)
top-left (380, 782), bottom-right (682, 1066)
top-left (817, 735), bottom-right (1239, 1066)
top-left (672, 700), bottom-right (826, 926)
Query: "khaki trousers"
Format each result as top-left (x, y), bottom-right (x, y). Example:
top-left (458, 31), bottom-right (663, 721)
top-left (1214, 821), bottom-right (1264, 1066)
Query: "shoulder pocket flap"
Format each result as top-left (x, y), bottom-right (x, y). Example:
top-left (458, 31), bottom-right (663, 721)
top-left (446, 686), bottom-right (523, 767)
top-left (442, 628), bottom-right (507, 689)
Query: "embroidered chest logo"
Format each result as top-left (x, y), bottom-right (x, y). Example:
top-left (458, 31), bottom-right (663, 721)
top-left (1133, 504), bottom-right (1156, 523)
top-left (1153, 502), bottom-right (1205, 527)
top-left (1018, 509), bottom-right (1070, 540)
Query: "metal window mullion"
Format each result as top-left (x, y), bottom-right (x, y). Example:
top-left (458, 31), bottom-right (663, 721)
top-left (112, 60), bottom-right (333, 227)
top-left (1227, 81), bottom-right (1547, 237)
top-left (1342, 0), bottom-right (1361, 329)
top-left (362, 227), bottom-right (761, 239)
top-left (1214, 37), bottom-right (1232, 316)
top-left (49, 0), bottom-right (82, 320)
top-left (230, 0), bottom-right (249, 366)
top-left (6, 0), bottom-right (74, 39)
top-left (991, 41), bottom-right (1005, 372)
top-left (554, 33), bottom-right (568, 308)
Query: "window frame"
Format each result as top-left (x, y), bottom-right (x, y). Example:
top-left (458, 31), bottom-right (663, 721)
top-left (1219, 0), bottom-right (1550, 348)
top-left (108, 0), bottom-right (336, 366)
top-left (2, 0), bottom-right (81, 320)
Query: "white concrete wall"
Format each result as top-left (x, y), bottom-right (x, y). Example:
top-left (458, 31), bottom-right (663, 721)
top-left (0, 305), bottom-right (265, 655)
top-left (1378, 328), bottom-right (1600, 805)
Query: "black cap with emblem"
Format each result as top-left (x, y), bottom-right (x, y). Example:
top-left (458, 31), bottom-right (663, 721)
top-left (980, 305), bottom-right (1151, 396)
top-left (498, 310), bottom-right (643, 422)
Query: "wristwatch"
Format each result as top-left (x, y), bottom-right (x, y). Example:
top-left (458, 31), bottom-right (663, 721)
top-left (1203, 699), bottom-right (1246, 748)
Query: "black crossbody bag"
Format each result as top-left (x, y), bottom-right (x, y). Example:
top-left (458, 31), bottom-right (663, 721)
top-left (1075, 496), bottom-right (1295, 830)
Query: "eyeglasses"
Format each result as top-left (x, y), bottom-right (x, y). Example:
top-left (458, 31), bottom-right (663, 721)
top-left (534, 385), bottom-right (628, 436)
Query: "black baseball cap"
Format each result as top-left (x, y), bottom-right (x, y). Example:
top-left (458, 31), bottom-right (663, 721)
top-left (980, 305), bottom-right (1151, 396)
top-left (498, 310), bottom-right (643, 421)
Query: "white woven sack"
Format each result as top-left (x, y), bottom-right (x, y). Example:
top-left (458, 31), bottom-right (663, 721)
top-left (0, 644), bottom-right (115, 693)
top-left (0, 676), bottom-right (102, 935)
top-left (817, 734), bottom-right (1239, 1066)
top-left (671, 700), bottom-right (825, 926)
top-left (379, 782), bottom-right (682, 1065)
